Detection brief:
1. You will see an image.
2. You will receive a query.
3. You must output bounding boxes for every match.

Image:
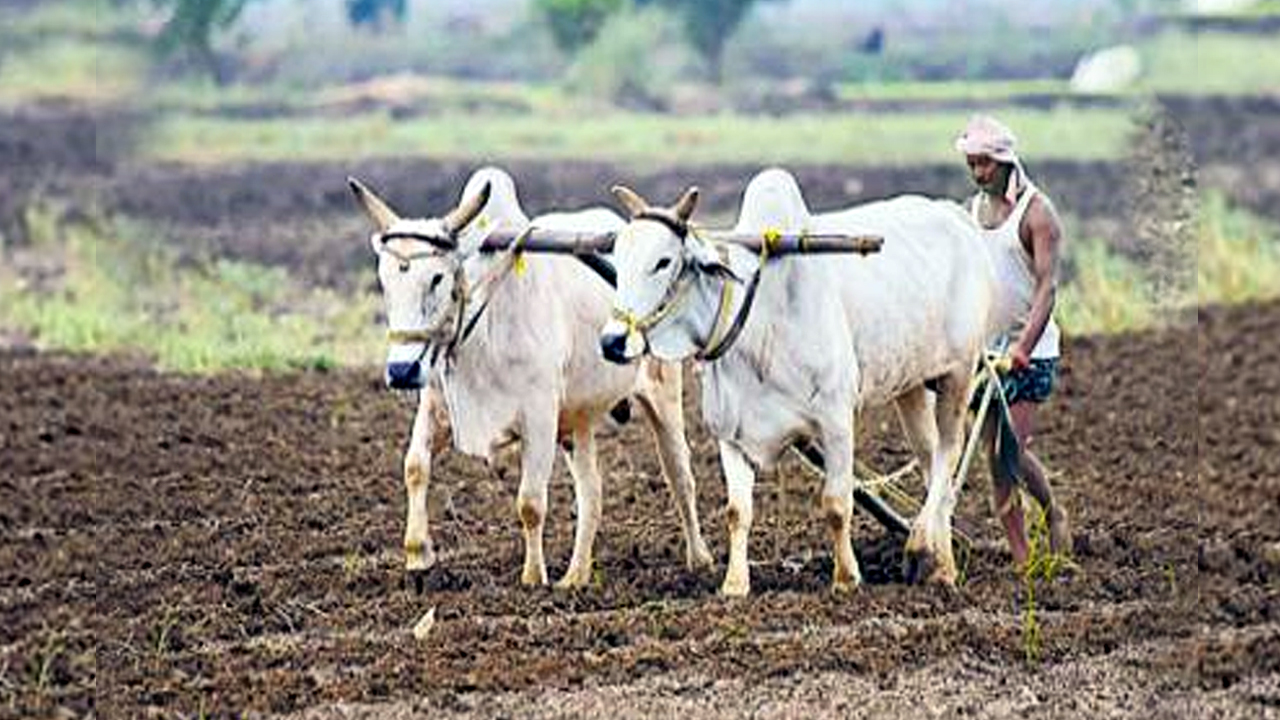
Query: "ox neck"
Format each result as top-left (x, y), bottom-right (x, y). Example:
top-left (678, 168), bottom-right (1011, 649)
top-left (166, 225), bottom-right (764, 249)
top-left (692, 243), bottom-right (764, 362)
top-left (439, 237), bottom-right (530, 367)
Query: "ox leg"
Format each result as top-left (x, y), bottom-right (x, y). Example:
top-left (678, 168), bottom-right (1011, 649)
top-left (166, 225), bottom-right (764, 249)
top-left (820, 425), bottom-right (862, 593)
top-left (634, 362), bottom-right (713, 570)
top-left (404, 386), bottom-right (447, 590)
top-left (516, 420), bottom-right (557, 587)
top-left (905, 372), bottom-right (969, 586)
top-left (897, 385), bottom-right (941, 583)
top-left (719, 441), bottom-right (755, 597)
top-left (557, 423), bottom-right (602, 589)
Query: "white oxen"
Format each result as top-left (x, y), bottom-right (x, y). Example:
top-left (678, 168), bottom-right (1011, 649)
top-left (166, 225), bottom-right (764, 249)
top-left (349, 167), bottom-right (712, 589)
top-left (600, 168), bottom-right (1001, 595)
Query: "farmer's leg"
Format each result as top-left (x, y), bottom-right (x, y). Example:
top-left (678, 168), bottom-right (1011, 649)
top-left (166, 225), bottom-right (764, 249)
top-left (1008, 400), bottom-right (1072, 555)
top-left (984, 411), bottom-right (1029, 566)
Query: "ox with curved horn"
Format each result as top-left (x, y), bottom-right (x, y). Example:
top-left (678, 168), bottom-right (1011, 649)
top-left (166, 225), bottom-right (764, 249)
top-left (598, 167), bottom-right (1002, 595)
top-left (348, 168), bottom-right (712, 593)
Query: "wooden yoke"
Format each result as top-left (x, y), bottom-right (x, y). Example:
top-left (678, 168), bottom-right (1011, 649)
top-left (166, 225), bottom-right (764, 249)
top-left (475, 227), bottom-right (885, 257)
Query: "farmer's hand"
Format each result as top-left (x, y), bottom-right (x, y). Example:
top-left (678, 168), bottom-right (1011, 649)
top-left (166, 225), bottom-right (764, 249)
top-left (1008, 344), bottom-right (1031, 372)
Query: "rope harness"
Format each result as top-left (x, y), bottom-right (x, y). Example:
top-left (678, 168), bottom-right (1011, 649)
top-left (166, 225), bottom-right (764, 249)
top-left (380, 222), bottom-right (532, 365)
top-left (610, 217), bottom-right (777, 362)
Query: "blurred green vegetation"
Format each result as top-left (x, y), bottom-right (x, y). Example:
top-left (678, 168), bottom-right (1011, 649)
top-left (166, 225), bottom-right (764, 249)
top-left (835, 79), bottom-right (1072, 103)
top-left (0, 38), bottom-right (149, 106)
top-left (1197, 192), bottom-right (1280, 305)
top-left (144, 106), bottom-right (1131, 166)
top-left (1136, 31), bottom-right (1280, 94)
top-left (0, 204), bottom-right (381, 372)
top-left (1060, 195), bottom-right (1280, 336)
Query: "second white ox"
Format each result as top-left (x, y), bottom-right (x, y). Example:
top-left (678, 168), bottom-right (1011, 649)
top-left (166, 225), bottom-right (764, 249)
top-left (350, 167), bottom-right (712, 589)
top-left (599, 168), bottom-right (1001, 594)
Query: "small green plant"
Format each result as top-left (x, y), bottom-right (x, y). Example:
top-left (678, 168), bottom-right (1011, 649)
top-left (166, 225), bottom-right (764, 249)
top-left (1018, 505), bottom-right (1073, 664)
top-left (31, 632), bottom-right (65, 699)
top-left (151, 608), bottom-right (182, 660)
top-left (342, 550), bottom-right (365, 582)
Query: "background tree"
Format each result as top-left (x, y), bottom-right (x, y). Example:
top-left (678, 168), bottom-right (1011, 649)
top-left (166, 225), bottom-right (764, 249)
top-left (535, 0), bottom-right (628, 55)
top-left (150, 0), bottom-right (253, 84)
top-left (346, 0), bottom-right (408, 32)
top-left (641, 0), bottom-right (774, 83)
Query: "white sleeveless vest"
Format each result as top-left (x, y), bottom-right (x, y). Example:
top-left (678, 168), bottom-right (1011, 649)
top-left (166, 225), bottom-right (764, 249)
top-left (971, 185), bottom-right (1061, 360)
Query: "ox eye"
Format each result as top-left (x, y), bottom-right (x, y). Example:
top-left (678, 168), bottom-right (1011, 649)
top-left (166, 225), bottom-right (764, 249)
top-left (429, 272), bottom-right (444, 291)
top-left (651, 257), bottom-right (673, 274)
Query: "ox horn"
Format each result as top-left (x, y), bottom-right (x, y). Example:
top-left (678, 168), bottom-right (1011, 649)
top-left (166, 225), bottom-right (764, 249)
top-left (443, 181), bottom-right (492, 237)
top-left (610, 185), bottom-right (648, 218)
top-left (347, 176), bottom-right (402, 232)
top-left (672, 186), bottom-right (700, 222)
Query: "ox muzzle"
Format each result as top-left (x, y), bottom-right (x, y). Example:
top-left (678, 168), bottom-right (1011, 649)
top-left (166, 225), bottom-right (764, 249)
top-left (385, 340), bottom-right (430, 389)
top-left (599, 317), bottom-right (648, 365)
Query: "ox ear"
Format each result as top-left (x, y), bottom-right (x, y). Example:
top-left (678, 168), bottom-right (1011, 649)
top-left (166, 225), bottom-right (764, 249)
top-left (443, 180), bottom-right (492, 238)
top-left (348, 176), bottom-right (401, 232)
top-left (685, 236), bottom-right (744, 284)
top-left (611, 185), bottom-right (648, 218)
top-left (672, 186), bottom-right (700, 223)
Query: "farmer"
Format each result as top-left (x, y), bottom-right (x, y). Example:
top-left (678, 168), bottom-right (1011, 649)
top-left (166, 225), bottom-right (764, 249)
top-left (956, 114), bottom-right (1072, 567)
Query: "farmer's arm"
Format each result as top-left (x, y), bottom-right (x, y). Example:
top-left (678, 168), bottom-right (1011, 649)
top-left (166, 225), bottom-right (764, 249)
top-left (1012, 196), bottom-right (1062, 367)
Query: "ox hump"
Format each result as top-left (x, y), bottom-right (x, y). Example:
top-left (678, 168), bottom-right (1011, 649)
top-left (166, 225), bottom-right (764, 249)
top-left (735, 167), bottom-right (812, 235)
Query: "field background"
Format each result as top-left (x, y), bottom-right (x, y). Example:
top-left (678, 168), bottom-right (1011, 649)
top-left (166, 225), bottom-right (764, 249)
top-left (1, 0), bottom-right (1278, 717)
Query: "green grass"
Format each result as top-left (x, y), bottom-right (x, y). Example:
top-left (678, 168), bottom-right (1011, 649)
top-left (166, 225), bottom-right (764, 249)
top-left (1059, 194), bottom-right (1280, 335)
top-left (1164, 0), bottom-right (1280, 19)
top-left (143, 105), bottom-right (1133, 167)
top-left (1136, 31), bottom-right (1280, 95)
top-left (1059, 235), bottom-right (1158, 335)
top-left (836, 78), bottom-right (1072, 103)
top-left (0, 38), bottom-right (149, 106)
top-left (1198, 192), bottom-right (1280, 304)
top-left (1, 0), bottom-right (140, 38)
top-left (0, 204), bottom-right (381, 373)
top-left (149, 75), bottom-right (567, 117)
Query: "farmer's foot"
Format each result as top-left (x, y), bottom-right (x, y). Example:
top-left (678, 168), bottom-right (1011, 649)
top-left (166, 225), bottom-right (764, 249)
top-left (1048, 505), bottom-right (1073, 557)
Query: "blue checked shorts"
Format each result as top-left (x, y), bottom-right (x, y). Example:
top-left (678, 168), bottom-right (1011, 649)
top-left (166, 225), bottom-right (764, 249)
top-left (972, 357), bottom-right (1059, 411)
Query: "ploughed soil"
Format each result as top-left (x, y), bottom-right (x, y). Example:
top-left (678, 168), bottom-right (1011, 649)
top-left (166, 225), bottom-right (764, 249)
top-left (1, 301), bottom-right (1277, 718)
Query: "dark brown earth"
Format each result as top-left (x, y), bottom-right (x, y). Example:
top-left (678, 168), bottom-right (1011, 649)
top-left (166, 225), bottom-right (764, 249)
top-left (1, 301), bottom-right (1277, 718)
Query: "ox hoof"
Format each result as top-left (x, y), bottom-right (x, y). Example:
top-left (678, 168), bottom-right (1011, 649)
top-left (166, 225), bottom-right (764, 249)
top-left (831, 573), bottom-right (862, 595)
top-left (407, 569), bottom-right (428, 595)
top-left (554, 574), bottom-right (590, 590)
top-left (555, 562), bottom-right (593, 590)
top-left (904, 547), bottom-right (957, 587)
top-left (405, 542), bottom-right (437, 572)
top-left (720, 576), bottom-right (750, 597)
top-left (688, 544), bottom-right (715, 571)
top-left (521, 567), bottom-right (549, 587)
